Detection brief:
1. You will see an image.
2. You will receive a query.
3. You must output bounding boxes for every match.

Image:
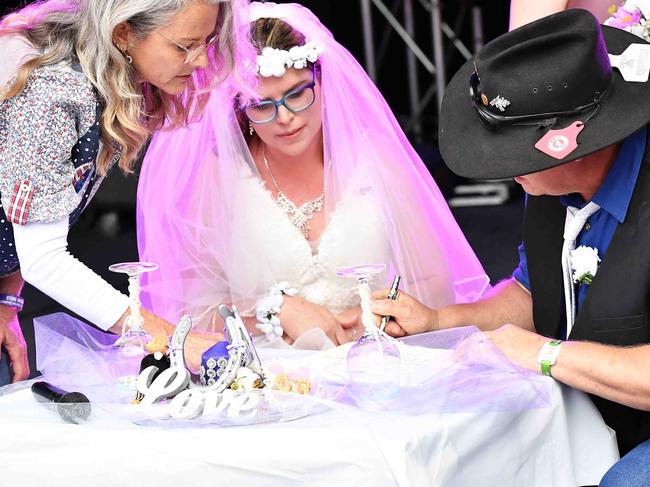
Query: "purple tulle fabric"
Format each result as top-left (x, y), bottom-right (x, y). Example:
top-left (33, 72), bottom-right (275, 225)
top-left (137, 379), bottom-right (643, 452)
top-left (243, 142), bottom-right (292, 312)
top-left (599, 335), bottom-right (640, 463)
top-left (324, 327), bottom-right (551, 414)
top-left (136, 2), bottom-right (490, 330)
top-left (24, 313), bottom-right (329, 426)
top-left (33, 313), bottom-right (132, 404)
top-left (11, 314), bottom-right (549, 424)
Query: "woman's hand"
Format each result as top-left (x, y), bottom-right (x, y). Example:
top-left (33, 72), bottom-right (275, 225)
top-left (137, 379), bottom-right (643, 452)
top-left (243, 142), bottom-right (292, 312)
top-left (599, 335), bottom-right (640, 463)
top-left (183, 330), bottom-right (225, 372)
top-left (334, 306), bottom-right (365, 340)
top-left (371, 289), bottom-right (438, 337)
top-left (280, 296), bottom-right (353, 346)
top-left (0, 274), bottom-right (28, 383)
top-left (0, 311), bottom-right (29, 383)
top-left (136, 308), bottom-right (224, 372)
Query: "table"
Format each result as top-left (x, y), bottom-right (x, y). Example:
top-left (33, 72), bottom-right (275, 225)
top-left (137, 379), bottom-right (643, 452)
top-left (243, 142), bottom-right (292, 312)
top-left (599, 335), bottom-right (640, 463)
top-left (0, 375), bottom-right (618, 486)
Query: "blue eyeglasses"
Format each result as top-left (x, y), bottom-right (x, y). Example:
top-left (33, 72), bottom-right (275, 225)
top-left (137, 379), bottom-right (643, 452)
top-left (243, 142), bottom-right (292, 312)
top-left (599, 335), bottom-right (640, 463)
top-left (244, 65), bottom-right (317, 124)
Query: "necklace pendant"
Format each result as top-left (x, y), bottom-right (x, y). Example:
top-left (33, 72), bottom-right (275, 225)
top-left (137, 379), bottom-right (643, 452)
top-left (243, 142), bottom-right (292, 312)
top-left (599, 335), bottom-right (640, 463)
top-left (263, 146), bottom-right (325, 239)
top-left (275, 191), bottom-right (324, 239)
top-left (291, 212), bottom-right (310, 239)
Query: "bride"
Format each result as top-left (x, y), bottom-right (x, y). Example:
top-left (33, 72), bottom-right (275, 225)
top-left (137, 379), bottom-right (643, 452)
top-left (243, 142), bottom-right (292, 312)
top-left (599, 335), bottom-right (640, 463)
top-left (137, 1), bottom-right (489, 348)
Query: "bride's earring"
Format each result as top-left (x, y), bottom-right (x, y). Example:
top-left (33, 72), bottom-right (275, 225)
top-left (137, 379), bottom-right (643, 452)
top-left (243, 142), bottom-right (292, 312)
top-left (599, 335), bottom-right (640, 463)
top-left (249, 121), bottom-right (254, 136)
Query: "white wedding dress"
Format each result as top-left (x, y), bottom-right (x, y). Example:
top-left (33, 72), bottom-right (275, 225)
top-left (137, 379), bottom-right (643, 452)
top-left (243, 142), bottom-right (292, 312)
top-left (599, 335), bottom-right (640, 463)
top-left (228, 166), bottom-right (391, 319)
top-left (138, 1), bottom-right (490, 343)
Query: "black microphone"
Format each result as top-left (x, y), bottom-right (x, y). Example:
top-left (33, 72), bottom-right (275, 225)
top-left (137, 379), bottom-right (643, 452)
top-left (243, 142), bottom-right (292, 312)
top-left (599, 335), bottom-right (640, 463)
top-left (31, 381), bottom-right (91, 424)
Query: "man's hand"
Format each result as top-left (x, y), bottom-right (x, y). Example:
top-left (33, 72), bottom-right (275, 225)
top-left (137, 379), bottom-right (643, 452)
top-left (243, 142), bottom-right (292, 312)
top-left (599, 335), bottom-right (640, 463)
top-left (482, 324), bottom-right (548, 372)
top-left (371, 289), bottom-right (438, 337)
top-left (0, 311), bottom-right (29, 383)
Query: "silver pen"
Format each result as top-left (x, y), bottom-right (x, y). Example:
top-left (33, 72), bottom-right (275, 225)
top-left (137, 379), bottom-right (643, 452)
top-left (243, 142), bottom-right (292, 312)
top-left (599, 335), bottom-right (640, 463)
top-left (379, 275), bottom-right (401, 332)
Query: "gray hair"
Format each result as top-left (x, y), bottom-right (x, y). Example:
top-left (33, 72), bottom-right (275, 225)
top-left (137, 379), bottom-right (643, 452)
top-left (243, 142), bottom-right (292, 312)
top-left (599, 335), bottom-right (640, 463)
top-left (0, 0), bottom-right (240, 174)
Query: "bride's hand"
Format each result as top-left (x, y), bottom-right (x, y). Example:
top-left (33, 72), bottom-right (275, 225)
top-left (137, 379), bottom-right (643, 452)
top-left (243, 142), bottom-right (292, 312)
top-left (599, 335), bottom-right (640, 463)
top-left (334, 306), bottom-right (365, 339)
top-left (280, 296), bottom-right (353, 346)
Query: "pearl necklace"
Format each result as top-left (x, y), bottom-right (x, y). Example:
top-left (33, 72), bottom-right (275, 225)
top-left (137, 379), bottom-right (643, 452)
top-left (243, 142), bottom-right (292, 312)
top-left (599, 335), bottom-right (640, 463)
top-left (262, 145), bottom-right (325, 239)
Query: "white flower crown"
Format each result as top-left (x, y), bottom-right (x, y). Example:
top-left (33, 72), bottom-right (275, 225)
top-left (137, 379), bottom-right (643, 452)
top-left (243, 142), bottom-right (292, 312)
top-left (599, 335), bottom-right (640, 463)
top-left (256, 41), bottom-right (323, 77)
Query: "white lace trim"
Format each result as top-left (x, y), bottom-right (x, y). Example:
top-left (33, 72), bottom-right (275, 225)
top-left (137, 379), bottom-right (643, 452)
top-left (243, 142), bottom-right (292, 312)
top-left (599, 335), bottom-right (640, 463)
top-left (232, 170), bottom-right (390, 316)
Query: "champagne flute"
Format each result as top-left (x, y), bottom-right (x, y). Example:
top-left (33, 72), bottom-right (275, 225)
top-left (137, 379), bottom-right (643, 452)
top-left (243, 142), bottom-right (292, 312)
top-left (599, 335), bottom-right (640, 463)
top-left (336, 264), bottom-right (401, 410)
top-left (109, 262), bottom-right (159, 356)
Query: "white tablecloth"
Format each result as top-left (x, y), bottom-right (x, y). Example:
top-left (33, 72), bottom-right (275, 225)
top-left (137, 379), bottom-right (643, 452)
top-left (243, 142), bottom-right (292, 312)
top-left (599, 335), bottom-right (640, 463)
top-left (0, 380), bottom-right (618, 487)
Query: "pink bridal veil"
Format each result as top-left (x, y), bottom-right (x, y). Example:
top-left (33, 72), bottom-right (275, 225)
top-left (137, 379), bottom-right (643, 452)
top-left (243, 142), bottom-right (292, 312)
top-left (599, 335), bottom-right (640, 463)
top-left (137, 1), bottom-right (490, 330)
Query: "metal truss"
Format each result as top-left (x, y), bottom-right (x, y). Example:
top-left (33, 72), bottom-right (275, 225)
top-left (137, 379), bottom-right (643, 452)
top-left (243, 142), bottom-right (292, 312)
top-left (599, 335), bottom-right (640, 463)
top-left (360, 0), bottom-right (484, 139)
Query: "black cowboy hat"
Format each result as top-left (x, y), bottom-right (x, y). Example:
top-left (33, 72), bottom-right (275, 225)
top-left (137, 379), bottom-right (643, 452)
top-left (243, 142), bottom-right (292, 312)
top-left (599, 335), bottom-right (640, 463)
top-left (439, 9), bottom-right (650, 179)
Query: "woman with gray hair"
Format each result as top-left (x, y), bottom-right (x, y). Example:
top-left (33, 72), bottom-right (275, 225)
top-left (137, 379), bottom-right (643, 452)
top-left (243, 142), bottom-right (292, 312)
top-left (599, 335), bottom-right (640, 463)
top-left (0, 0), bottom-right (247, 384)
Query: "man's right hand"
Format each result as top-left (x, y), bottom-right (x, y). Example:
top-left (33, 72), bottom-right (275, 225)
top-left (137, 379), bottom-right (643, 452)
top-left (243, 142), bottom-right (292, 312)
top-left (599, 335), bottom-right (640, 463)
top-left (0, 312), bottom-right (29, 383)
top-left (371, 289), bottom-right (438, 337)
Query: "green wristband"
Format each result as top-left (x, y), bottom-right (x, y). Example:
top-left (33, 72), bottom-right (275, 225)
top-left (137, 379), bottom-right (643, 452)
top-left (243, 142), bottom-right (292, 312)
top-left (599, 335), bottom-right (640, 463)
top-left (540, 358), bottom-right (553, 377)
top-left (538, 340), bottom-right (562, 377)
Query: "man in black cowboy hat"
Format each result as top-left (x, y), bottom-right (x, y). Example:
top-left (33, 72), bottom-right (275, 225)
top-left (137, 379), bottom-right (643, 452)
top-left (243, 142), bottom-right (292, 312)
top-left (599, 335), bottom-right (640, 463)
top-left (372, 8), bottom-right (650, 485)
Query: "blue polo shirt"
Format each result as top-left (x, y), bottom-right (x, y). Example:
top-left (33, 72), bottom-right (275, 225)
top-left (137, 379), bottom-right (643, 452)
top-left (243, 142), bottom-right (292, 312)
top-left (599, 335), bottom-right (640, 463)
top-left (513, 127), bottom-right (647, 311)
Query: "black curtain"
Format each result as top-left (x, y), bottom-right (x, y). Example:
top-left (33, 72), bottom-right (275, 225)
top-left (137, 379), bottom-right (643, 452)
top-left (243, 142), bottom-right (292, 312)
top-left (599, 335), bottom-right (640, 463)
top-left (1, 1), bottom-right (24, 16)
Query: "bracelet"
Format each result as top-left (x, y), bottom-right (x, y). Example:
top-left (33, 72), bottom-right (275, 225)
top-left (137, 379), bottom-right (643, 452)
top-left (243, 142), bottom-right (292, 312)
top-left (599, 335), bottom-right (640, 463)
top-left (537, 339), bottom-right (562, 377)
top-left (255, 281), bottom-right (297, 342)
top-left (0, 294), bottom-right (24, 312)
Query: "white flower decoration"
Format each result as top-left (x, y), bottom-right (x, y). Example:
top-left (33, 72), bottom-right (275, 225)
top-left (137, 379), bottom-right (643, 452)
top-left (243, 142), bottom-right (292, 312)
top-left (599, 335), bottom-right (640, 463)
top-left (272, 281), bottom-right (298, 296)
top-left (257, 47), bottom-right (289, 77)
top-left (629, 22), bottom-right (647, 38)
top-left (304, 42), bottom-right (323, 63)
top-left (606, 1), bottom-right (650, 41)
top-left (256, 41), bottom-right (323, 77)
top-left (624, 0), bottom-right (650, 16)
top-left (255, 293), bottom-right (282, 319)
top-left (288, 46), bottom-right (303, 62)
top-left (233, 367), bottom-right (259, 392)
top-left (569, 245), bottom-right (601, 285)
top-left (255, 281), bottom-right (297, 341)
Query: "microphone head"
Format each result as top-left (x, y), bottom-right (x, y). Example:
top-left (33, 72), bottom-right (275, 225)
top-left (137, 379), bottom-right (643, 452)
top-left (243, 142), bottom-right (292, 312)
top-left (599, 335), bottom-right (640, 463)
top-left (57, 392), bottom-right (91, 424)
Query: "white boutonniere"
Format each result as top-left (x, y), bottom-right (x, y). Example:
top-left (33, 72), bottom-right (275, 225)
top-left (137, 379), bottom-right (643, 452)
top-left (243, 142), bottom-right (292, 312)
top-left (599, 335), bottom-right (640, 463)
top-left (569, 245), bottom-right (601, 285)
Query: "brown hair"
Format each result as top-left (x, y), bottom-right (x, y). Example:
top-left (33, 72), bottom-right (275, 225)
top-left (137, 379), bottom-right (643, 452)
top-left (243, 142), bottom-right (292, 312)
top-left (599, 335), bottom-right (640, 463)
top-left (251, 16), bottom-right (306, 53)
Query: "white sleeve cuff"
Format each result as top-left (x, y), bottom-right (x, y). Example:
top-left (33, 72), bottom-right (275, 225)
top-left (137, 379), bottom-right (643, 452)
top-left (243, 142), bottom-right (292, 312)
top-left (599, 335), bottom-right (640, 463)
top-left (12, 218), bottom-right (130, 330)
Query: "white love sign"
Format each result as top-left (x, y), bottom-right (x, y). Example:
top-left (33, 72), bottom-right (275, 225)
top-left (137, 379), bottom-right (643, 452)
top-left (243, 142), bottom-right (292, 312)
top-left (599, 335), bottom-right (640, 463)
top-left (137, 366), bottom-right (190, 407)
top-left (136, 365), bottom-right (261, 420)
top-left (169, 388), bottom-right (260, 420)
